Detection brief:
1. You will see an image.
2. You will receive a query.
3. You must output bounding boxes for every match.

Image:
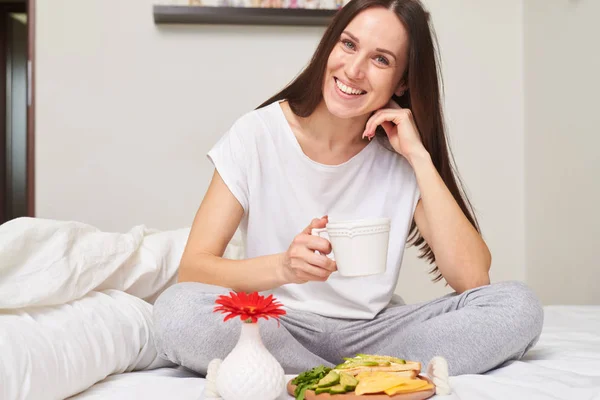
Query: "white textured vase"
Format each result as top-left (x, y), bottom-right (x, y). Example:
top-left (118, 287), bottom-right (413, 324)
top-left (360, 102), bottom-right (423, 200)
top-left (215, 322), bottom-right (285, 400)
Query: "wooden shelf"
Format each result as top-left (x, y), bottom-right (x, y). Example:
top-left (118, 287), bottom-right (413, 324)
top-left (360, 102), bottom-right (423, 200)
top-left (153, 5), bottom-right (337, 26)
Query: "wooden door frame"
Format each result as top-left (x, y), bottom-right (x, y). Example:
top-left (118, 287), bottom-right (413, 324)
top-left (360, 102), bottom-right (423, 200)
top-left (27, 0), bottom-right (34, 217)
top-left (0, 5), bottom-right (7, 224)
top-left (0, 1), bottom-right (30, 223)
top-left (0, 0), bottom-right (33, 223)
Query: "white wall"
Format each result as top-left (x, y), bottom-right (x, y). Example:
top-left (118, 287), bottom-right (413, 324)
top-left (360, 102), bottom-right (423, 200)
top-left (524, 0), bottom-right (600, 305)
top-left (35, 0), bottom-right (324, 231)
top-left (35, 0), bottom-right (526, 303)
top-left (396, 0), bottom-right (525, 302)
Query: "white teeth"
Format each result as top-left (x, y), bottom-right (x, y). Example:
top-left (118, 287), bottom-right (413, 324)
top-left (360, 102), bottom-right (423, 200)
top-left (335, 78), bottom-right (365, 95)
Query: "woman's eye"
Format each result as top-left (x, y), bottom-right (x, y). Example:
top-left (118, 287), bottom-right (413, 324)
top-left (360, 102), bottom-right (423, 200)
top-left (375, 55), bottom-right (390, 66)
top-left (341, 39), bottom-right (355, 50)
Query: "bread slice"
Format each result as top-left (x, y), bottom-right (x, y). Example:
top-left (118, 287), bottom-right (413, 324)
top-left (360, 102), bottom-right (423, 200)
top-left (339, 361), bottom-right (421, 377)
top-left (356, 370), bottom-right (418, 379)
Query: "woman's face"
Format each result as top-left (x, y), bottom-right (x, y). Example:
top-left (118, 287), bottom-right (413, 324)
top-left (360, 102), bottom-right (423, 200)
top-left (322, 7), bottom-right (410, 120)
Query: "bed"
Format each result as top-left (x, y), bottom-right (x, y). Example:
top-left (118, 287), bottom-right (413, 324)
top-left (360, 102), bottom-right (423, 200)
top-left (67, 305), bottom-right (600, 400)
top-left (1, 218), bottom-right (599, 400)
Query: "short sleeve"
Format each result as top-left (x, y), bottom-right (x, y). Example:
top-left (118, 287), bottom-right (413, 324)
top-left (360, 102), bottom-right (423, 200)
top-left (207, 120), bottom-right (250, 213)
top-left (411, 183), bottom-right (421, 219)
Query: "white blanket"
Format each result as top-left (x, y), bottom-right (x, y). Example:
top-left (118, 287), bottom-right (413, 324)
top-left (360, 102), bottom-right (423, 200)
top-left (0, 218), bottom-right (202, 400)
top-left (0, 217), bottom-right (189, 309)
top-left (1, 290), bottom-right (173, 400)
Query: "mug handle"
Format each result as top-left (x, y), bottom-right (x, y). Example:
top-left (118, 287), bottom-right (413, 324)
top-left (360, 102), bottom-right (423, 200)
top-left (311, 228), bottom-right (335, 261)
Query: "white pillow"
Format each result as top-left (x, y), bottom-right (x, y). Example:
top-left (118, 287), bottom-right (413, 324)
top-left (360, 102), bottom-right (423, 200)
top-left (0, 290), bottom-right (172, 400)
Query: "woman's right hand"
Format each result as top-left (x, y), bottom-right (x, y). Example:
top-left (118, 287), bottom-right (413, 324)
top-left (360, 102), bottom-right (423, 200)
top-left (279, 216), bottom-right (338, 284)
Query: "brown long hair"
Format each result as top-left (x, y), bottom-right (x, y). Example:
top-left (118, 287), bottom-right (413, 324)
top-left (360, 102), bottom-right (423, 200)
top-left (258, 0), bottom-right (480, 282)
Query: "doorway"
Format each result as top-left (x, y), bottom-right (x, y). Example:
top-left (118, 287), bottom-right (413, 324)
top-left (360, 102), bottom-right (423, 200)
top-left (0, 0), bottom-right (34, 225)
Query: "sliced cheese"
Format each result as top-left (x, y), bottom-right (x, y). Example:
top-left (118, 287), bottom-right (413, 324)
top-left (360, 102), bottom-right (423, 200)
top-left (384, 381), bottom-right (434, 395)
top-left (354, 373), bottom-right (414, 395)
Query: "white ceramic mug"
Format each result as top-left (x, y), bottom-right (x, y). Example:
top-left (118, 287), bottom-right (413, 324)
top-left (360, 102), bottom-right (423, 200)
top-left (311, 218), bottom-right (391, 277)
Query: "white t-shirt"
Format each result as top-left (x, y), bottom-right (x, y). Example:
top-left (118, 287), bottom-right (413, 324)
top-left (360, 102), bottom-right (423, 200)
top-left (207, 101), bottom-right (420, 319)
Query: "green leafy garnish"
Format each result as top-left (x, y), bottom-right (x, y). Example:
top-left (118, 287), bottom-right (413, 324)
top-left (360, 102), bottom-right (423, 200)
top-left (291, 365), bottom-right (331, 400)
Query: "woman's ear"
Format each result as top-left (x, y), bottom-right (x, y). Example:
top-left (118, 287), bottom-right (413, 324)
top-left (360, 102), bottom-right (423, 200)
top-left (394, 80), bottom-right (408, 97)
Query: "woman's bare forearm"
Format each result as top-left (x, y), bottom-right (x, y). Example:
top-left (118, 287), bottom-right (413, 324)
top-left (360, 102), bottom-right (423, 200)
top-left (178, 252), bottom-right (289, 293)
top-left (410, 152), bottom-right (491, 292)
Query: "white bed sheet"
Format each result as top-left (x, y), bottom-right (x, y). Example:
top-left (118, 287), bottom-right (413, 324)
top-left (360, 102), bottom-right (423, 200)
top-left (70, 305), bottom-right (600, 400)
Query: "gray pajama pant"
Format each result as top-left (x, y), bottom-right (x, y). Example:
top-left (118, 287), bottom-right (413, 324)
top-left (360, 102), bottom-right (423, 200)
top-left (152, 280), bottom-right (543, 376)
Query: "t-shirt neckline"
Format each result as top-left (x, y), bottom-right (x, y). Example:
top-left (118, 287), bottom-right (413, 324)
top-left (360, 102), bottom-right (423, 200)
top-left (273, 101), bottom-right (376, 170)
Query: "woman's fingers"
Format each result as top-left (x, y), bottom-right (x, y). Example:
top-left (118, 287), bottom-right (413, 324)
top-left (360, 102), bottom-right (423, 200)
top-left (285, 217), bottom-right (338, 284)
top-left (295, 233), bottom-right (332, 255)
top-left (296, 262), bottom-right (333, 281)
top-left (364, 108), bottom-right (412, 138)
top-left (302, 216), bottom-right (328, 234)
top-left (299, 246), bottom-right (337, 272)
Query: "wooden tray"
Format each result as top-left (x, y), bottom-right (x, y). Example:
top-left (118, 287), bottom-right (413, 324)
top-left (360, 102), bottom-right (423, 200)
top-left (287, 375), bottom-right (435, 400)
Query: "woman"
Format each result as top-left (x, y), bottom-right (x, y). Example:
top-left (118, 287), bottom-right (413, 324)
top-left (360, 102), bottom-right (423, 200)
top-left (153, 0), bottom-right (543, 377)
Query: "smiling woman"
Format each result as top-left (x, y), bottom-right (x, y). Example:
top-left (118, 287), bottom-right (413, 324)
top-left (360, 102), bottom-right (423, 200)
top-left (257, 0), bottom-right (482, 281)
top-left (153, 0), bottom-right (543, 381)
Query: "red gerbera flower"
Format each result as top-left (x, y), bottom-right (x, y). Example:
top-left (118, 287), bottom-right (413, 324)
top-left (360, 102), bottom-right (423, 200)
top-left (214, 291), bottom-right (287, 325)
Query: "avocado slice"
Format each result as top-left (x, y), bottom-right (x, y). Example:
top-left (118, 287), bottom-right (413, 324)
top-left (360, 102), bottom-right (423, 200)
top-left (339, 372), bottom-right (358, 390)
top-left (355, 353), bottom-right (406, 364)
top-left (328, 384), bottom-right (349, 394)
top-left (317, 370), bottom-right (340, 388)
top-left (314, 386), bottom-right (331, 394)
top-left (335, 360), bottom-right (380, 369)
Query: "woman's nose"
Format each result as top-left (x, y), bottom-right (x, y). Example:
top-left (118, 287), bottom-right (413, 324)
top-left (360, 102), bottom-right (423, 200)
top-left (345, 55), bottom-right (366, 81)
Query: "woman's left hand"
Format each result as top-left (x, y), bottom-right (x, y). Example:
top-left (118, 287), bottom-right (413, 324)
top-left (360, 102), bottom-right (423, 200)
top-left (362, 99), bottom-right (428, 162)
